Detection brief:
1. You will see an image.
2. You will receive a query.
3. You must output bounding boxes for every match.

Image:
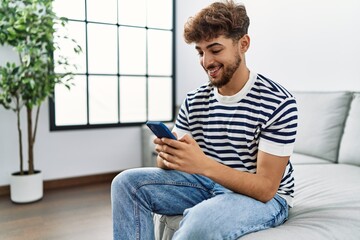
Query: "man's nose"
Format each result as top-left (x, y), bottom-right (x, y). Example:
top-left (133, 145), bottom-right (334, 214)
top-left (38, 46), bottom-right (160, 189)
top-left (202, 53), bottom-right (214, 69)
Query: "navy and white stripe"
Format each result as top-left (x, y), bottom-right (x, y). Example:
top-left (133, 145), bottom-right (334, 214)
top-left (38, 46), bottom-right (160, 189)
top-left (175, 73), bottom-right (298, 205)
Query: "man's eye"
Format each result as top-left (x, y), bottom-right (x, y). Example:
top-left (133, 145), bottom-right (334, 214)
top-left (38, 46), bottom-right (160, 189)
top-left (197, 52), bottom-right (204, 57)
top-left (212, 50), bottom-right (221, 54)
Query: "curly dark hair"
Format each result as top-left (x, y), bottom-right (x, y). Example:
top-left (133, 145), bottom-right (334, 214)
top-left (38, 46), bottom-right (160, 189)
top-left (183, 0), bottom-right (250, 44)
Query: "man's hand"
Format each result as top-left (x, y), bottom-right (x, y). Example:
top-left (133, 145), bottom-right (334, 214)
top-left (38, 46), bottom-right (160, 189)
top-left (154, 133), bottom-right (212, 174)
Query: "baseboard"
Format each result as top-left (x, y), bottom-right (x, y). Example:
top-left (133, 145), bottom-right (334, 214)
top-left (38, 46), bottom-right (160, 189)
top-left (0, 185), bottom-right (9, 197)
top-left (0, 171), bottom-right (121, 197)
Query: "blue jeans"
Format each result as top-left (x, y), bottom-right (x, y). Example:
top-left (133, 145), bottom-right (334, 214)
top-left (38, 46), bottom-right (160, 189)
top-left (111, 167), bottom-right (288, 240)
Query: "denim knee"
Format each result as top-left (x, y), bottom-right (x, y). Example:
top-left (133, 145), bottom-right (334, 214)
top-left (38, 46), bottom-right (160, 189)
top-left (111, 169), bottom-right (140, 198)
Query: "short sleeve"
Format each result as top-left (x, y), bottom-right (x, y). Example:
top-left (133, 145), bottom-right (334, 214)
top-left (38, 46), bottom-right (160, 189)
top-left (259, 97), bottom-right (298, 156)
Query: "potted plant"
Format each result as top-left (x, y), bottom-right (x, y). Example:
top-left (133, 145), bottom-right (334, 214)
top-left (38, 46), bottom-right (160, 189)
top-left (0, 0), bottom-right (81, 203)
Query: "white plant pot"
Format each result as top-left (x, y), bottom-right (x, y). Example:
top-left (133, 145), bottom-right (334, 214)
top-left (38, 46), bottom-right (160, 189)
top-left (10, 170), bottom-right (43, 203)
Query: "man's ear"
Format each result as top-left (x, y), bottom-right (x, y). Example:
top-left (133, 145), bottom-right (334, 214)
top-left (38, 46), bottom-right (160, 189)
top-left (239, 34), bottom-right (250, 53)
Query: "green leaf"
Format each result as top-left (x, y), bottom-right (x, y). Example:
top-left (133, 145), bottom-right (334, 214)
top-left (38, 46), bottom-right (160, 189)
top-left (7, 27), bottom-right (16, 36)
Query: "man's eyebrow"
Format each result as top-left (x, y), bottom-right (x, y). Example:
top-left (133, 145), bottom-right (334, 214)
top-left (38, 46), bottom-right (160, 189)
top-left (195, 42), bottom-right (223, 50)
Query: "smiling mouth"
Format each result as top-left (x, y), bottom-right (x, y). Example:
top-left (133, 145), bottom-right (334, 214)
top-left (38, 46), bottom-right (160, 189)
top-left (208, 66), bottom-right (222, 78)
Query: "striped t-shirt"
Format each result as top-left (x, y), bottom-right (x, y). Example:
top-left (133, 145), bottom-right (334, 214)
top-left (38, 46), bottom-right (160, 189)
top-left (173, 72), bottom-right (298, 206)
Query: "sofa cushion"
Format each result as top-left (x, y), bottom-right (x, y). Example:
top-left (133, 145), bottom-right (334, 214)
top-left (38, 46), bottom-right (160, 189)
top-left (293, 91), bottom-right (352, 162)
top-left (290, 153), bottom-right (332, 165)
top-left (154, 214), bottom-right (182, 240)
top-left (338, 93), bottom-right (360, 166)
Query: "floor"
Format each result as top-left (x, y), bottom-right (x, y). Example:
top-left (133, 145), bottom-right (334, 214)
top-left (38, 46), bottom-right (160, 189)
top-left (0, 183), bottom-right (113, 240)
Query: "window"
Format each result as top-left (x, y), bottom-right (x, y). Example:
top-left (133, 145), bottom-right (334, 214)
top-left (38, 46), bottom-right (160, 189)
top-left (50, 0), bottom-right (175, 130)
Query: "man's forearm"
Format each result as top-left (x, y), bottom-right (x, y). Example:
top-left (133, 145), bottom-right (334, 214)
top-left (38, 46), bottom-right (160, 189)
top-left (203, 162), bottom-right (276, 203)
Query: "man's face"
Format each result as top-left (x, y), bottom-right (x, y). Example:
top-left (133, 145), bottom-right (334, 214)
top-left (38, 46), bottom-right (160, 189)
top-left (195, 36), bottom-right (241, 88)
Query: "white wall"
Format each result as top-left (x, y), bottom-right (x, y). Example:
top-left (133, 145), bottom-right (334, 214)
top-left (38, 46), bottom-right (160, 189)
top-left (1, 0), bottom-right (360, 186)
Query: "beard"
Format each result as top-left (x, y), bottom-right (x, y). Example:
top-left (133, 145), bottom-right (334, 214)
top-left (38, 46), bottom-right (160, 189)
top-left (207, 53), bottom-right (241, 88)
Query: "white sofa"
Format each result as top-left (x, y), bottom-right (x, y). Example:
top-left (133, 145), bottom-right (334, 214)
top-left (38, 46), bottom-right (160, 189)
top-left (145, 91), bottom-right (360, 240)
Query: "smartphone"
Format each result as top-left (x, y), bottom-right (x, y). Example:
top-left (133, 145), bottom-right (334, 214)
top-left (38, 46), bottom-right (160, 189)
top-left (146, 121), bottom-right (177, 140)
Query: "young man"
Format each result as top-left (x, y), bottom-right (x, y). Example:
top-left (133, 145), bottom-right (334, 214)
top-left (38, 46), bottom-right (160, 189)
top-left (111, 1), bottom-right (298, 239)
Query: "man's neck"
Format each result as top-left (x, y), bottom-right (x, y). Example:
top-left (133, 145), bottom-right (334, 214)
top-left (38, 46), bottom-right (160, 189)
top-left (218, 67), bottom-right (250, 96)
